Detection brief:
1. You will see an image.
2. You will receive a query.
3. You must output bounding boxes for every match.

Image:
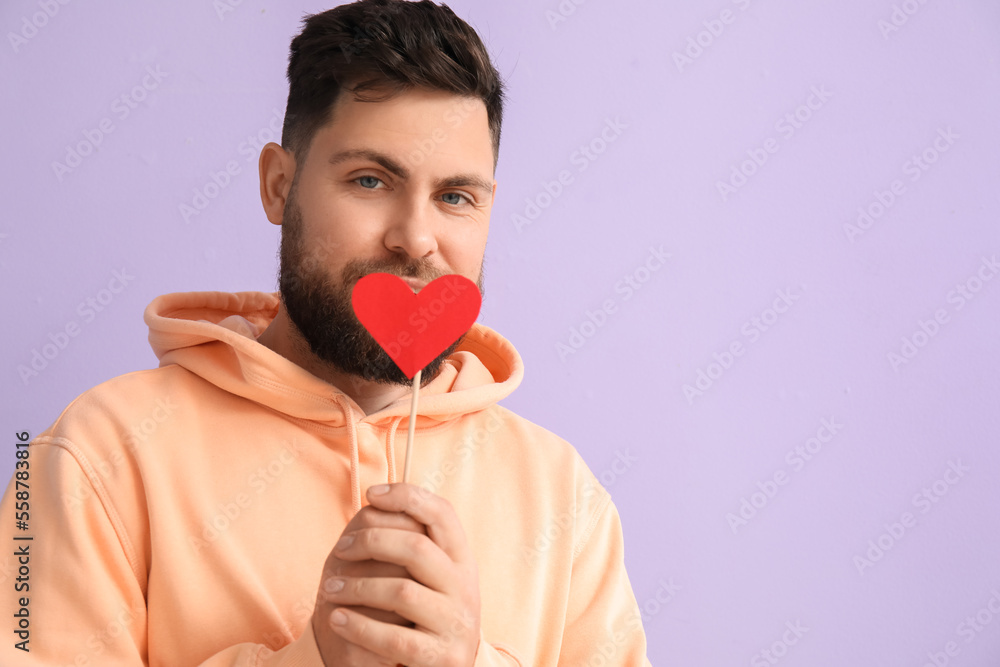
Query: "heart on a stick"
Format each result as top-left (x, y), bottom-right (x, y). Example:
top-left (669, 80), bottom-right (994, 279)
top-left (351, 273), bottom-right (481, 379)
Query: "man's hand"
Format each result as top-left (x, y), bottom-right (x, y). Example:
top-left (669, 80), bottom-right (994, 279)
top-left (313, 495), bottom-right (425, 638)
top-left (311, 483), bottom-right (482, 667)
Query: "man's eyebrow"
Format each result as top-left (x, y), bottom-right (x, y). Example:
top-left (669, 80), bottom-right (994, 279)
top-left (329, 149), bottom-right (409, 179)
top-left (329, 148), bottom-right (493, 197)
top-left (436, 174), bottom-right (494, 197)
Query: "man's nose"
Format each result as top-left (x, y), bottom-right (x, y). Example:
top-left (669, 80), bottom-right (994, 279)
top-left (383, 198), bottom-right (437, 260)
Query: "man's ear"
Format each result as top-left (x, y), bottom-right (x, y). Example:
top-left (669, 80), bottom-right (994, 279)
top-left (259, 142), bottom-right (297, 225)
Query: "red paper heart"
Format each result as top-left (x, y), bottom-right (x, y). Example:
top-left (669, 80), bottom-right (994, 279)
top-left (351, 273), bottom-right (482, 379)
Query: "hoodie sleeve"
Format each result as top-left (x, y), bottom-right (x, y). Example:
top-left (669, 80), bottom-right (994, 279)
top-left (0, 439), bottom-right (149, 666)
top-left (0, 440), bottom-right (325, 667)
top-left (557, 494), bottom-right (653, 667)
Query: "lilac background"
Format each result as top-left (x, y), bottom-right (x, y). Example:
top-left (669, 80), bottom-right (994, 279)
top-left (3, 0), bottom-right (1000, 664)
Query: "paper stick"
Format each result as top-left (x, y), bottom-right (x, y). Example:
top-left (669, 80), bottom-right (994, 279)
top-left (402, 368), bottom-right (422, 483)
top-left (350, 273), bottom-right (480, 484)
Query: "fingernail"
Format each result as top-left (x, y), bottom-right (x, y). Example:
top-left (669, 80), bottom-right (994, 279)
top-left (324, 578), bottom-right (345, 594)
top-left (369, 484), bottom-right (390, 496)
top-left (336, 534), bottom-right (354, 551)
top-left (331, 609), bottom-right (348, 626)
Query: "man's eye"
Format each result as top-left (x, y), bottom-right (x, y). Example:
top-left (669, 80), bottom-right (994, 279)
top-left (442, 192), bottom-right (470, 206)
top-left (356, 176), bottom-right (382, 189)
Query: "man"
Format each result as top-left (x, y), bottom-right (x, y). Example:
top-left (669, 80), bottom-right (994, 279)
top-left (0, 0), bottom-right (651, 664)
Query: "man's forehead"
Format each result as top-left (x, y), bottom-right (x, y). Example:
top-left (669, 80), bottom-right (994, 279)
top-left (311, 87), bottom-right (493, 173)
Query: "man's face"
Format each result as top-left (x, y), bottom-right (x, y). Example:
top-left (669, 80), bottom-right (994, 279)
top-left (277, 87), bottom-right (495, 386)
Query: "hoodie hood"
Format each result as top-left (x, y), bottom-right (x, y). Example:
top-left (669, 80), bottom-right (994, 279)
top-left (145, 291), bottom-right (523, 428)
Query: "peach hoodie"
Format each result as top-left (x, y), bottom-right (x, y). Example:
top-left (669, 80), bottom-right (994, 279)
top-left (0, 291), bottom-right (651, 666)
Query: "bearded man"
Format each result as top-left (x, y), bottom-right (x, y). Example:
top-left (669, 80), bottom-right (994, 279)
top-left (0, 1), bottom-right (652, 665)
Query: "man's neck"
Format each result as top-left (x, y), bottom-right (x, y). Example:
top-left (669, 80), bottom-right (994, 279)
top-left (256, 305), bottom-right (412, 416)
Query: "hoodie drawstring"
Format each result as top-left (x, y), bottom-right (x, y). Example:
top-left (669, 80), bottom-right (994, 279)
top-left (335, 395), bottom-right (362, 515)
top-left (386, 417), bottom-right (404, 484)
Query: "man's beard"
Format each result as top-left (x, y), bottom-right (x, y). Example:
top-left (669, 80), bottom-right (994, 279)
top-left (276, 190), bottom-right (484, 387)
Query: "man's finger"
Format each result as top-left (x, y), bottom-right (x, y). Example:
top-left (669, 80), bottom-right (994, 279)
top-left (321, 575), bottom-right (450, 632)
top-left (346, 504), bottom-right (427, 535)
top-left (364, 483), bottom-right (473, 564)
top-left (327, 606), bottom-right (436, 665)
top-left (325, 557), bottom-right (409, 580)
top-left (334, 527), bottom-right (459, 594)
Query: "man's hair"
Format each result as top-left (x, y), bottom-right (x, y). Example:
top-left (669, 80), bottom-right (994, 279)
top-left (282, 0), bottom-right (505, 168)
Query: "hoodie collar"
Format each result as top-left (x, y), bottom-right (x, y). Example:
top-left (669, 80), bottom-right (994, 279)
top-left (145, 291), bottom-right (523, 427)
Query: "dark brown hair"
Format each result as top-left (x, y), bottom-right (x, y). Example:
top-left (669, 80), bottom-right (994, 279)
top-left (282, 0), bottom-right (505, 168)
